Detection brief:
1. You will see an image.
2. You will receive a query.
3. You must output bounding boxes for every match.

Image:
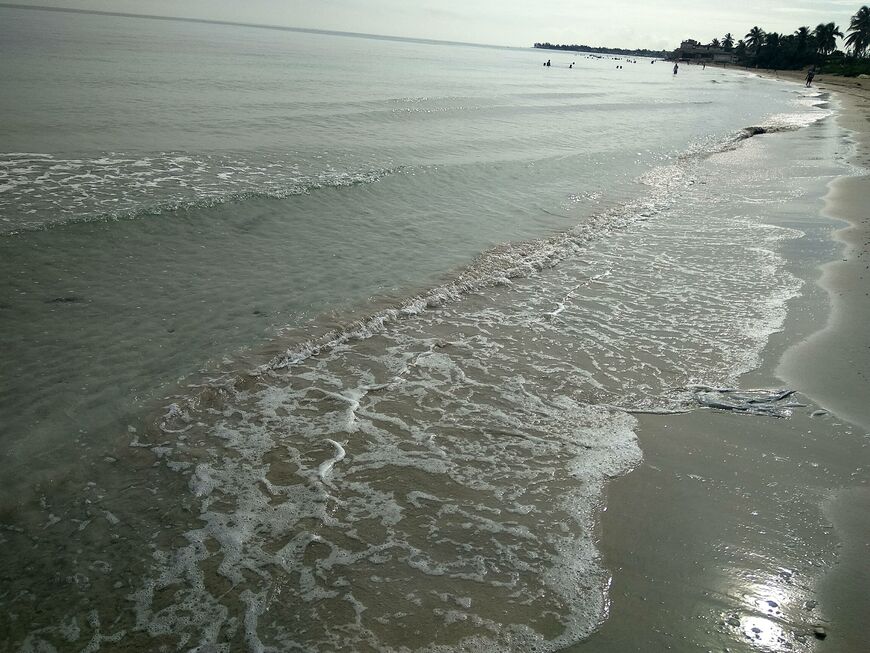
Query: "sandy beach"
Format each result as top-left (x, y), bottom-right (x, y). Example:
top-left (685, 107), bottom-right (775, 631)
top-left (572, 76), bottom-right (870, 652)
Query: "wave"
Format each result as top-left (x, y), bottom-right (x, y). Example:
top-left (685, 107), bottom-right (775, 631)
top-left (0, 154), bottom-right (401, 235)
top-left (1, 90), bottom-right (830, 238)
top-left (259, 118), bottom-right (818, 374)
top-left (257, 193), bottom-right (670, 374)
top-left (139, 112), bottom-right (817, 423)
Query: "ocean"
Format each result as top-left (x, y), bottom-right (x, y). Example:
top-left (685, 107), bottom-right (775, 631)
top-left (0, 6), bottom-right (851, 652)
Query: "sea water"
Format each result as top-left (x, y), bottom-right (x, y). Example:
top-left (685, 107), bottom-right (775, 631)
top-left (0, 6), bottom-right (851, 652)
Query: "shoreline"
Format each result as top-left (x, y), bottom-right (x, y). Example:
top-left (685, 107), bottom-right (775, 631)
top-left (776, 86), bottom-right (870, 430)
top-left (572, 80), bottom-right (870, 651)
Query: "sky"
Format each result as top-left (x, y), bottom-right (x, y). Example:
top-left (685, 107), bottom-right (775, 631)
top-left (5, 0), bottom-right (865, 50)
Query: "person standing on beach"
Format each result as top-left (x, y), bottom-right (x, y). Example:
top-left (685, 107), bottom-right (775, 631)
top-left (806, 68), bottom-right (816, 87)
top-left (673, 62), bottom-right (679, 75)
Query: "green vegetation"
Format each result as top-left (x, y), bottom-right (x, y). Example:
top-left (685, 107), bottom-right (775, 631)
top-left (533, 42), bottom-right (666, 59)
top-left (711, 5), bottom-right (870, 74)
top-left (534, 5), bottom-right (870, 76)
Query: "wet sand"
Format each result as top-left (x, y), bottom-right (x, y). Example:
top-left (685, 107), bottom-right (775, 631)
top-left (572, 79), bottom-right (870, 652)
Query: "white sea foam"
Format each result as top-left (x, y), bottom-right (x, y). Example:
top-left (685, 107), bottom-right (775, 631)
top-left (0, 152), bottom-right (400, 234)
top-left (317, 439), bottom-right (347, 485)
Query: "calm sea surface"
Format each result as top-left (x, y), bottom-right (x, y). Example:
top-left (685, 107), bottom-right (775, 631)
top-left (0, 6), bottom-right (849, 652)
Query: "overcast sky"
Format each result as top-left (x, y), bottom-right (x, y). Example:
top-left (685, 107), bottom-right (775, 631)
top-left (8, 0), bottom-right (864, 49)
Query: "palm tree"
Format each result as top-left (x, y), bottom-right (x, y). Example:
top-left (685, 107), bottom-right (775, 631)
top-left (745, 26), bottom-right (766, 57)
top-left (813, 22), bottom-right (843, 56)
top-left (845, 6), bottom-right (870, 57)
top-left (761, 32), bottom-right (781, 66)
top-left (723, 33), bottom-right (735, 51)
top-left (735, 39), bottom-right (747, 59)
top-left (710, 37), bottom-right (721, 48)
top-left (795, 26), bottom-right (811, 54)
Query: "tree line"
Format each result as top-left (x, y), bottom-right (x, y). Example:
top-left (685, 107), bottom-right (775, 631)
top-left (533, 42), bottom-right (666, 58)
top-left (701, 5), bottom-right (870, 73)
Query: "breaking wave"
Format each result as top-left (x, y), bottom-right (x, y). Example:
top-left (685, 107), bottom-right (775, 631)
top-left (0, 152), bottom-right (400, 235)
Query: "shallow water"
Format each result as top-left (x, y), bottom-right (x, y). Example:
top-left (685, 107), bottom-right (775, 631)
top-left (0, 6), bottom-right (852, 652)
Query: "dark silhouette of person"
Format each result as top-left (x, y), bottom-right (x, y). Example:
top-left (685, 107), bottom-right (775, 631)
top-left (805, 68), bottom-right (816, 87)
top-left (673, 62), bottom-right (679, 75)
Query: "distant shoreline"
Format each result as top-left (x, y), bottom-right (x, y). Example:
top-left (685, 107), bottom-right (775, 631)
top-left (533, 42), bottom-right (667, 58)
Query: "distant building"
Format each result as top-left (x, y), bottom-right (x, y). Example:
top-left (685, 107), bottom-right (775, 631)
top-left (674, 39), bottom-right (736, 63)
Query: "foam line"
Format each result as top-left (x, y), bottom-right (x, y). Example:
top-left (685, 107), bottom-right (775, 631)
top-left (317, 439), bottom-right (346, 485)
